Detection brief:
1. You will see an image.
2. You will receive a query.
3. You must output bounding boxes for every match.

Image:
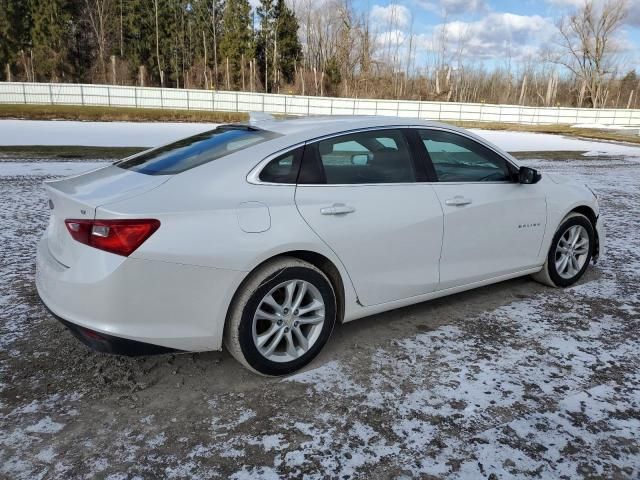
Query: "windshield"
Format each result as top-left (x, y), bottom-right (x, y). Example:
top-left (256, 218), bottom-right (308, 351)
top-left (115, 125), bottom-right (281, 175)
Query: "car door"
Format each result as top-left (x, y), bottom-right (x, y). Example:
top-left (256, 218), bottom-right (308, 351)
top-left (415, 128), bottom-right (547, 290)
top-left (294, 128), bottom-right (443, 306)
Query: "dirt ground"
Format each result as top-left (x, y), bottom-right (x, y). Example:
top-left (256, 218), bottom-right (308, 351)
top-left (1, 153), bottom-right (639, 479)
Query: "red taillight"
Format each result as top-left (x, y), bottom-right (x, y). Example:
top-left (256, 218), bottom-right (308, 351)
top-left (65, 219), bottom-right (160, 257)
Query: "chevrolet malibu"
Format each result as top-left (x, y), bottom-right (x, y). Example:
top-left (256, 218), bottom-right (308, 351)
top-left (36, 116), bottom-right (604, 375)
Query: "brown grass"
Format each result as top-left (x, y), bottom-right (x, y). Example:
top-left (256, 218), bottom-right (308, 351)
top-left (0, 104), bottom-right (247, 123)
top-left (451, 121), bottom-right (640, 145)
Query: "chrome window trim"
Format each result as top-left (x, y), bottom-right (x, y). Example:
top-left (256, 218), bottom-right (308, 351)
top-left (246, 142), bottom-right (306, 186)
top-left (247, 124), bottom-right (521, 186)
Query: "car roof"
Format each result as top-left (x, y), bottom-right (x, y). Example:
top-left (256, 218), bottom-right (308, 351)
top-left (249, 115), bottom-right (456, 138)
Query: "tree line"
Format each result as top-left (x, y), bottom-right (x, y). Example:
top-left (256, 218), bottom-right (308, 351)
top-left (0, 0), bottom-right (301, 92)
top-left (0, 0), bottom-right (637, 109)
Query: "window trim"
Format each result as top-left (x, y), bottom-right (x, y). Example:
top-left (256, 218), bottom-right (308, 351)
top-left (247, 142), bottom-right (306, 185)
top-left (409, 126), bottom-right (520, 184)
top-left (256, 146), bottom-right (304, 184)
top-left (247, 125), bottom-right (521, 186)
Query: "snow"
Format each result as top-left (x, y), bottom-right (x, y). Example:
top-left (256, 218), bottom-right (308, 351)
top-left (2, 119), bottom-right (640, 157)
top-left (472, 129), bottom-right (640, 156)
top-left (0, 120), bottom-right (216, 147)
top-left (572, 122), bottom-right (640, 132)
top-left (0, 161), bottom-right (107, 177)
top-left (25, 417), bottom-right (64, 434)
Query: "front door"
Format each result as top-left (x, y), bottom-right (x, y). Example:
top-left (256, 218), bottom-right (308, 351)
top-left (294, 128), bottom-right (444, 306)
top-left (416, 128), bottom-right (547, 290)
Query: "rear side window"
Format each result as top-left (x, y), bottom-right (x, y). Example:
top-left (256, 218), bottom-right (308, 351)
top-left (116, 126), bottom-right (280, 175)
top-left (303, 129), bottom-right (416, 184)
top-left (259, 148), bottom-right (302, 184)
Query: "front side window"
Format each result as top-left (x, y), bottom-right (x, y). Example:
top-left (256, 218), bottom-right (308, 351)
top-left (419, 130), bottom-right (512, 182)
top-left (116, 125), bottom-right (281, 175)
top-left (309, 129), bottom-right (416, 184)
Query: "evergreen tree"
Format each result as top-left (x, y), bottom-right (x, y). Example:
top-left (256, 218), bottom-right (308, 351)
top-left (256, 0), bottom-right (301, 92)
top-left (273, 0), bottom-right (300, 85)
top-left (29, 0), bottom-right (73, 81)
top-left (0, 0), bottom-right (32, 80)
top-left (256, 0), bottom-right (274, 91)
top-left (219, 0), bottom-right (252, 89)
top-left (120, 0), bottom-right (155, 84)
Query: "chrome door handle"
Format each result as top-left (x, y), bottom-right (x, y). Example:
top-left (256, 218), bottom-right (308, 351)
top-left (445, 196), bottom-right (472, 206)
top-left (320, 203), bottom-right (356, 215)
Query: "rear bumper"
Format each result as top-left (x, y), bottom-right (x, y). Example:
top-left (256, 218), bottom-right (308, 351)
top-left (44, 303), bottom-right (177, 356)
top-left (36, 236), bottom-right (245, 352)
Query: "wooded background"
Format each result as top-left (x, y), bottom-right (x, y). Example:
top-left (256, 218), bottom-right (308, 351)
top-left (0, 0), bottom-right (637, 109)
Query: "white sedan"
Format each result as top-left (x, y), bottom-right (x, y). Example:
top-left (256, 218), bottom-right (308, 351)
top-left (36, 116), bottom-right (604, 375)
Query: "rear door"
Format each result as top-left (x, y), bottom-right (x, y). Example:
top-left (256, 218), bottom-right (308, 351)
top-left (294, 128), bottom-right (443, 306)
top-left (415, 128), bottom-right (547, 290)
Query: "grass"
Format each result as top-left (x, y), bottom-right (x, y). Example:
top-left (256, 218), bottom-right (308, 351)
top-left (0, 104), bottom-right (248, 123)
top-left (510, 151), bottom-right (589, 161)
top-left (451, 121), bottom-right (640, 145)
top-left (0, 145), bottom-right (144, 159)
top-left (0, 147), bottom-right (617, 163)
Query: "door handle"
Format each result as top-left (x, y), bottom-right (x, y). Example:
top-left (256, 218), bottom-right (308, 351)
top-left (320, 203), bottom-right (356, 215)
top-left (445, 196), bottom-right (472, 206)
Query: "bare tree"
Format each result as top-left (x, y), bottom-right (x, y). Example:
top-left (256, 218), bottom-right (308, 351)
top-left (84, 0), bottom-right (115, 82)
top-left (554, 0), bottom-right (628, 108)
top-left (154, 0), bottom-right (164, 87)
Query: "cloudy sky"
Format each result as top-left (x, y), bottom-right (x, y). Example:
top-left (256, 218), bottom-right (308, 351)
top-left (355, 0), bottom-right (640, 71)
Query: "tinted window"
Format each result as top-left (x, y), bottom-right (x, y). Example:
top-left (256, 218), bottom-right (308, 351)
top-left (419, 130), bottom-right (512, 182)
top-left (311, 129), bottom-right (415, 184)
top-left (116, 126), bottom-right (280, 175)
top-left (259, 148), bottom-right (301, 183)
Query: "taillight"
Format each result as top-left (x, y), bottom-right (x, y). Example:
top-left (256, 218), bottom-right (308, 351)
top-left (65, 219), bottom-right (160, 257)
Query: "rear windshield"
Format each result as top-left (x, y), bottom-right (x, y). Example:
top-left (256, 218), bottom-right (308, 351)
top-left (115, 125), bottom-right (281, 175)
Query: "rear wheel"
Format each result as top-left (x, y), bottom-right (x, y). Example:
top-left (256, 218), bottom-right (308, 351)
top-left (224, 257), bottom-right (336, 376)
top-left (532, 213), bottom-right (594, 287)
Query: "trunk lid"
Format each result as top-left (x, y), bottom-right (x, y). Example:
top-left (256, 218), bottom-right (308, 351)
top-left (44, 165), bottom-right (169, 266)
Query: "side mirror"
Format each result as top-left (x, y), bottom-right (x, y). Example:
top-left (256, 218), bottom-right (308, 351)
top-left (351, 153), bottom-right (369, 165)
top-left (519, 166), bottom-right (541, 184)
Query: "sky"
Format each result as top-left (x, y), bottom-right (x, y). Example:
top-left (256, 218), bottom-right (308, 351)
top-left (349, 0), bottom-right (640, 72)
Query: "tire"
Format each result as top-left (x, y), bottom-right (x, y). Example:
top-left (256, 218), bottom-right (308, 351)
top-left (224, 257), bottom-right (337, 376)
top-left (532, 213), bottom-right (594, 288)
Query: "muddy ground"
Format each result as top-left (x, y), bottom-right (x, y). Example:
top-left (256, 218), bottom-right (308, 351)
top-left (1, 153), bottom-right (639, 479)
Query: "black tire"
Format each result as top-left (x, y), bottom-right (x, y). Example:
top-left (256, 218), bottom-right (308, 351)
top-left (224, 257), bottom-right (336, 376)
top-left (532, 213), bottom-right (594, 288)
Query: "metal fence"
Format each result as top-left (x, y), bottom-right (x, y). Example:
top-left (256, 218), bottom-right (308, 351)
top-left (1, 81), bottom-right (640, 126)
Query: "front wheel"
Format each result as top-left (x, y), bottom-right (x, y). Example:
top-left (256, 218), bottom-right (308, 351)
top-left (224, 257), bottom-right (336, 376)
top-left (532, 213), bottom-right (594, 287)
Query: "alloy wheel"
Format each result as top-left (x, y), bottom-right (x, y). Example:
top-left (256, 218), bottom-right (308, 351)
top-left (554, 224), bottom-right (590, 280)
top-left (252, 279), bottom-right (325, 362)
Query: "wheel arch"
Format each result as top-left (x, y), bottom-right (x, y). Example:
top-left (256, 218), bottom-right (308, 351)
top-left (569, 205), bottom-right (597, 228)
top-left (225, 250), bottom-right (347, 331)
top-left (568, 205), bottom-right (599, 258)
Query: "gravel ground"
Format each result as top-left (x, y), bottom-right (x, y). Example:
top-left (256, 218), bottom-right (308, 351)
top-left (0, 152), bottom-right (639, 479)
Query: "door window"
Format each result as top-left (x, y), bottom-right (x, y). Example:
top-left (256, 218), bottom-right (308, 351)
top-left (419, 130), bottom-right (513, 182)
top-left (306, 129), bottom-right (416, 184)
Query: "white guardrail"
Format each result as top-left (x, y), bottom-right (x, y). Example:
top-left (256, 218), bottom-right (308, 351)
top-left (1, 81), bottom-right (640, 126)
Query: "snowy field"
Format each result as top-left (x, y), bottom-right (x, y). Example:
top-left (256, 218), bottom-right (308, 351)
top-left (0, 127), bottom-right (639, 479)
top-left (2, 119), bottom-right (640, 156)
